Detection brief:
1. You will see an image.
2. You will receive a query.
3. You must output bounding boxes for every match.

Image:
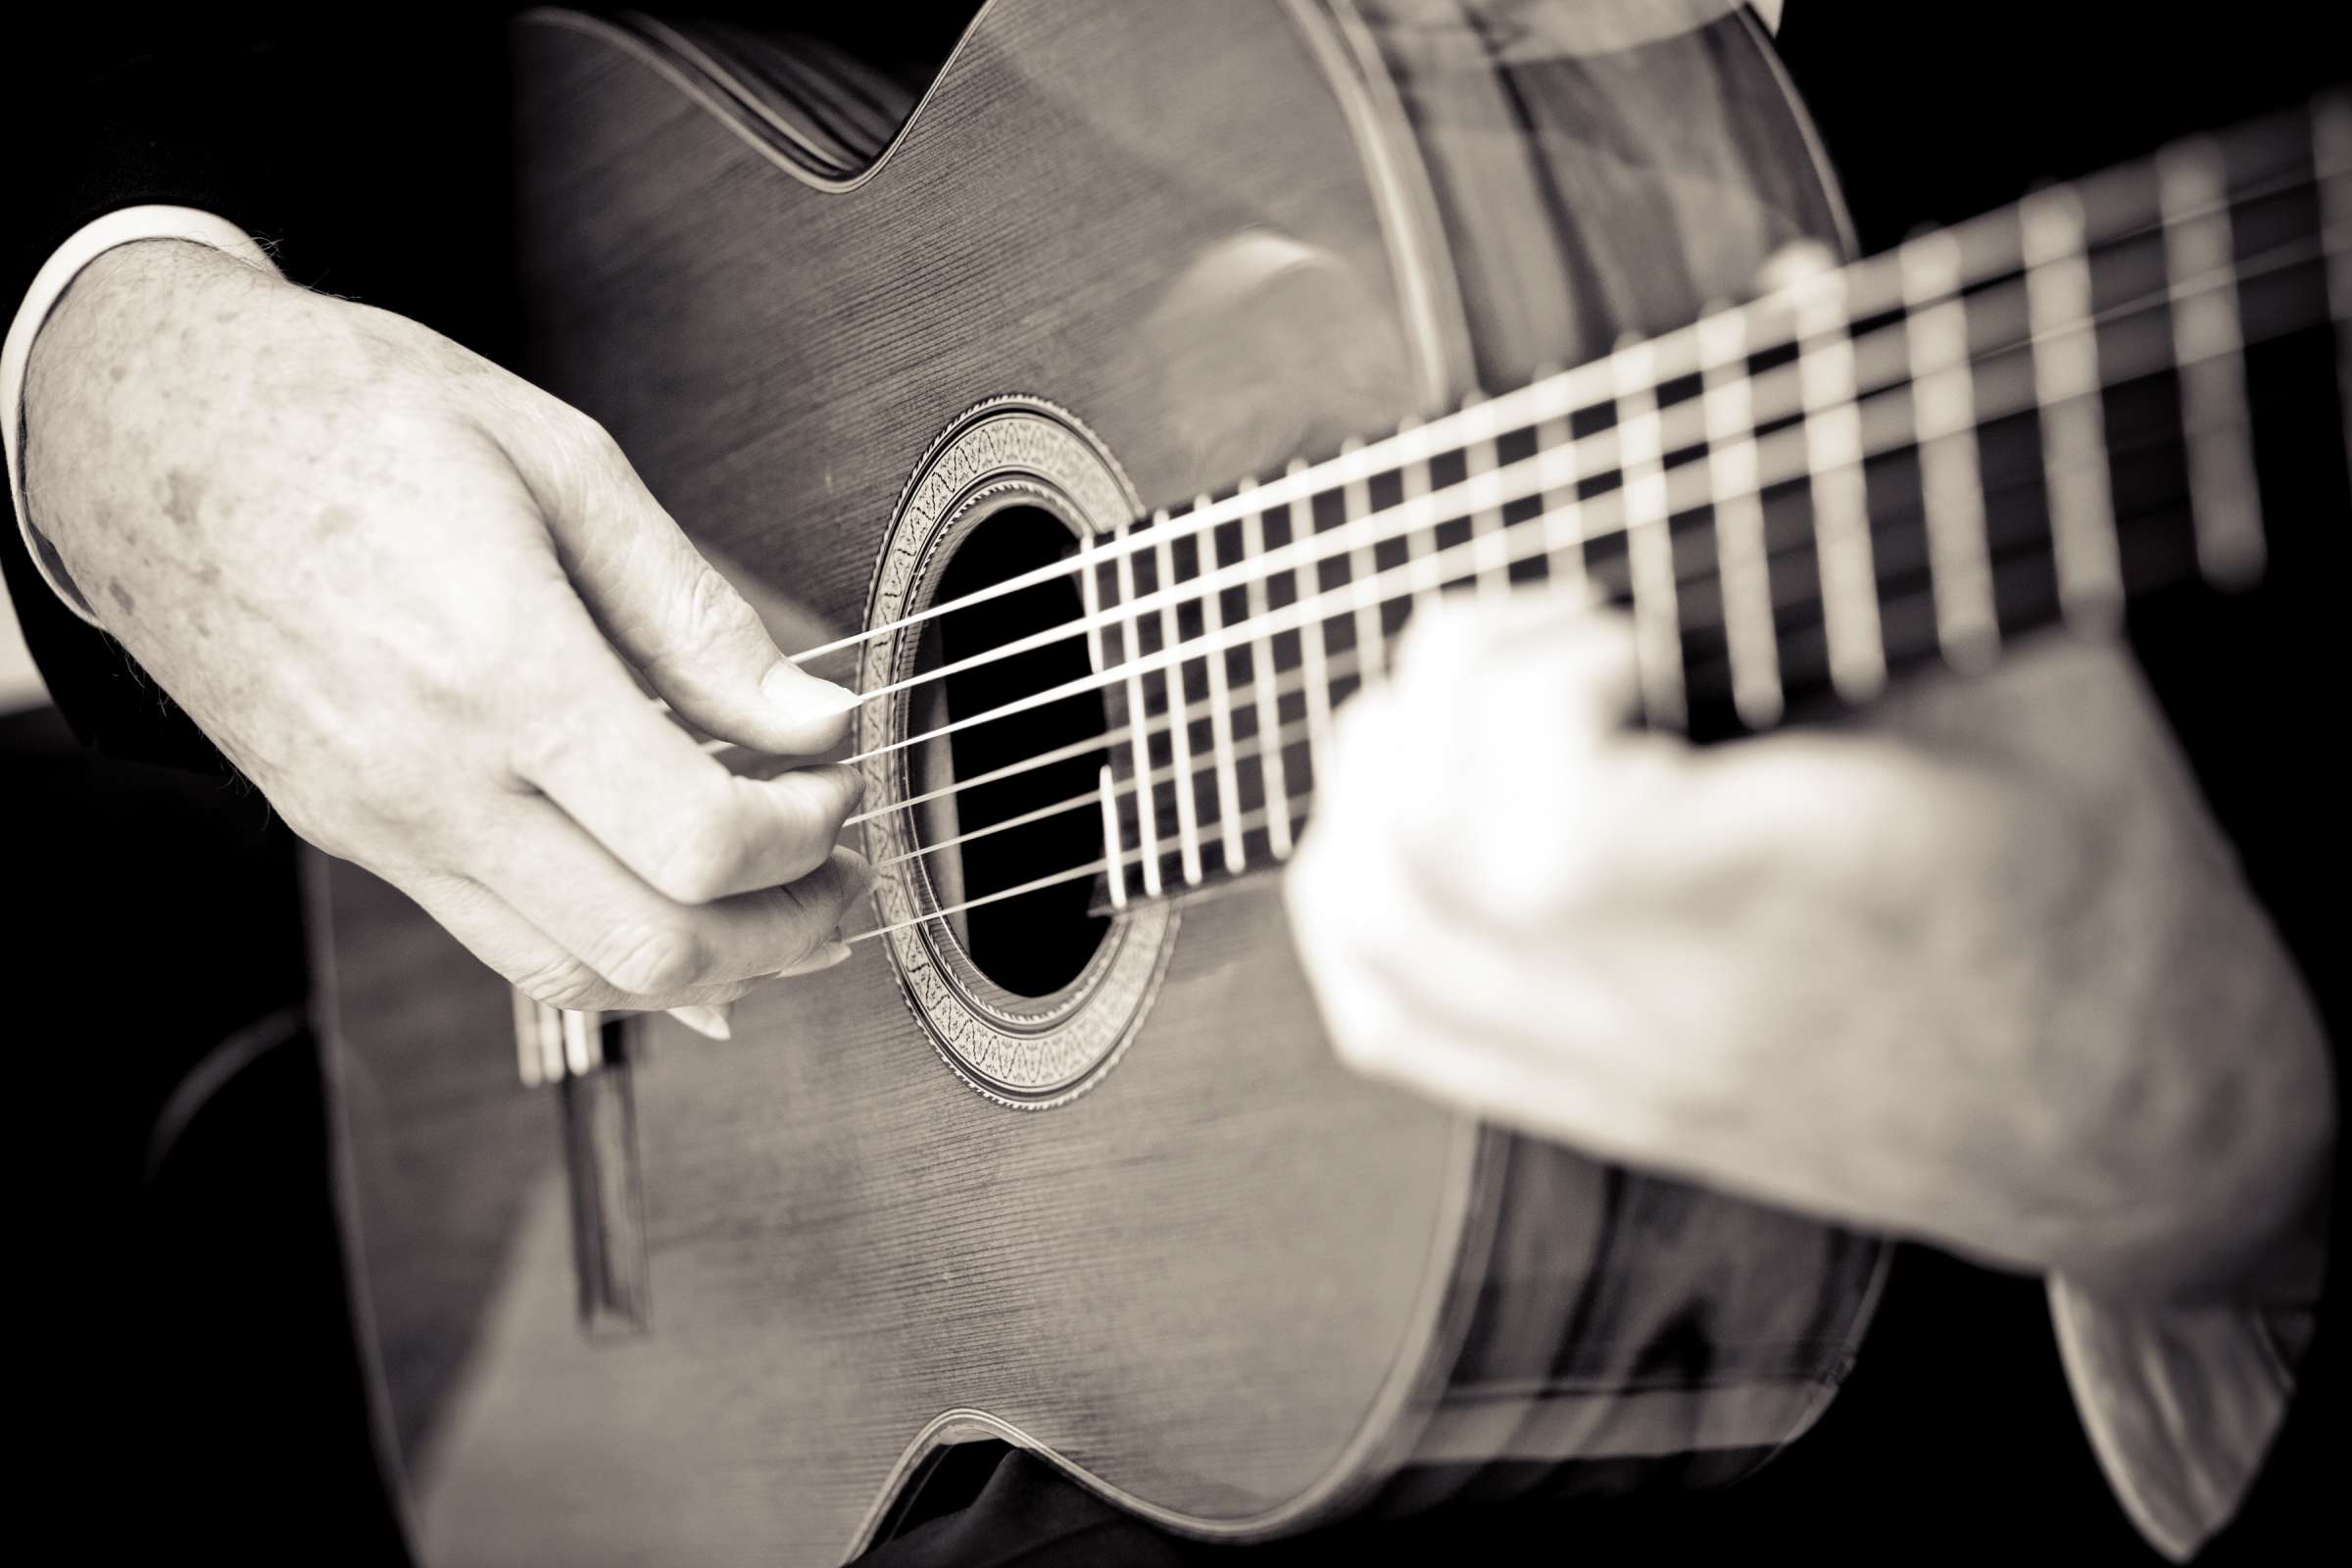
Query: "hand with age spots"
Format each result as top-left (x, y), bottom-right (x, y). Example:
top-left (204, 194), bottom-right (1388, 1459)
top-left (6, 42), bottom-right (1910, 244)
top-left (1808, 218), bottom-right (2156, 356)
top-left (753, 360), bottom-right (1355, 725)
top-left (1284, 589), bottom-right (2332, 1303)
top-left (24, 239), bottom-right (870, 1033)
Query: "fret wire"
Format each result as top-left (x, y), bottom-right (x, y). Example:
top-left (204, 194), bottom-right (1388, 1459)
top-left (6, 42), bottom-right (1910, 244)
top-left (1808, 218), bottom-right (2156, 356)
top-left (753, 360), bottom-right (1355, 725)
top-left (1677, 488), bottom-right (2197, 702)
top-left (884, 676), bottom-right (1347, 883)
top-left (826, 215), bottom-right (2334, 779)
top-left (1341, 443), bottom-right (1386, 678)
top-left (1612, 342), bottom-right (1685, 728)
top-left (850, 719), bottom-right (1104, 826)
top-left (1530, 387), bottom-right (1585, 595)
top-left (1397, 437), bottom-right (1440, 612)
top-left (1152, 528), bottom-right (1204, 886)
top-left (1289, 458), bottom-right (1339, 793)
top-left (2158, 138), bottom-right (2268, 587)
top-left (1075, 528), bottom-right (1126, 906)
top-left (1697, 310), bottom-right (1785, 727)
top-left (850, 230), bottom-right (2338, 858)
top-left (1135, 239), bottom-right (2323, 732)
top-left (1095, 765), bottom-right (1128, 908)
top-left (861, 469), bottom-right (2237, 950)
top-left (886, 646), bottom-right (1356, 881)
top-left (808, 157), bottom-right (2315, 732)
top-left (781, 122), bottom-right (2317, 681)
top-left (1133, 714), bottom-right (1322, 869)
top-left (1239, 488), bottom-right (1294, 858)
top-left (1114, 516), bottom-right (1162, 898)
top-left (912, 370), bottom-right (2248, 900)
top-left (2318, 93), bottom-right (2352, 498)
top-left (2021, 183), bottom-right (2127, 633)
top-left (907, 710), bottom-right (1336, 883)
top-left (1461, 396), bottom-right (1510, 596)
top-left (851, 788), bottom-right (1327, 946)
top-left (1901, 227), bottom-right (2002, 668)
top-left (1194, 494), bottom-right (1247, 874)
top-left (1794, 272), bottom-right (1889, 700)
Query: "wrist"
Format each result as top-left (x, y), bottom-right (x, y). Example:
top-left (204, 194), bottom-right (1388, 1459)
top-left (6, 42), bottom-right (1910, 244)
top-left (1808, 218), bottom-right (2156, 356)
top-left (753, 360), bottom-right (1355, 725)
top-left (28, 236), bottom-right (271, 414)
top-left (2064, 883), bottom-right (2334, 1305)
top-left (22, 239), bottom-right (286, 629)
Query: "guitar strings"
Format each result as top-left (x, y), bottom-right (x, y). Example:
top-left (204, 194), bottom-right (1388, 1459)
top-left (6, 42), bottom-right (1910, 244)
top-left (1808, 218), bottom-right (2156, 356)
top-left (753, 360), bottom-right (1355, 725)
top-left (838, 240), bottom-right (2343, 940)
top-left (690, 164), bottom-right (2329, 768)
top-left (847, 385), bottom-right (2256, 890)
top-left (820, 221), bottom-right (2335, 780)
top-left (849, 792), bottom-right (1323, 947)
top-left (684, 158), bottom-right (2326, 770)
top-left (779, 148), bottom-right (2312, 677)
top-left (770, 135), bottom-right (2332, 687)
top-left (841, 422), bottom-right (2243, 951)
top-left (836, 190), bottom-right (2350, 940)
top-left (828, 201), bottom-right (2322, 837)
top-left (792, 222), bottom-right (2338, 873)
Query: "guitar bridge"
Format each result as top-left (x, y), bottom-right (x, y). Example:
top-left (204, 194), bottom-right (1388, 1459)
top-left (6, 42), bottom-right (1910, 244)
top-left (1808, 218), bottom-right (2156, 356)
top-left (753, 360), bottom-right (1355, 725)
top-left (512, 995), bottom-right (652, 1337)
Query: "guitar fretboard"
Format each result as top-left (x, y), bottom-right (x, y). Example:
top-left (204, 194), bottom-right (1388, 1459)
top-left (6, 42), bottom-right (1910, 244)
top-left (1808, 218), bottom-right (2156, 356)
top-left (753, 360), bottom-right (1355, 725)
top-left (1066, 91), bottom-right (2352, 910)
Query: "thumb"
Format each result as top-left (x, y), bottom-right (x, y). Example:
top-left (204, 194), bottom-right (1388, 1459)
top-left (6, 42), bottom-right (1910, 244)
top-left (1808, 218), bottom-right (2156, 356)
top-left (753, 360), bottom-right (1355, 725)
top-left (505, 405), bottom-right (859, 755)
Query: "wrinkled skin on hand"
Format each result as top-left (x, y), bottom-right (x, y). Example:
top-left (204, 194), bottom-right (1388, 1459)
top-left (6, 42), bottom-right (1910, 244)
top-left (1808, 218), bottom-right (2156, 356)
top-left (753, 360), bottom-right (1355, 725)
top-left (1285, 589), bottom-right (2332, 1304)
top-left (25, 239), bottom-right (870, 1019)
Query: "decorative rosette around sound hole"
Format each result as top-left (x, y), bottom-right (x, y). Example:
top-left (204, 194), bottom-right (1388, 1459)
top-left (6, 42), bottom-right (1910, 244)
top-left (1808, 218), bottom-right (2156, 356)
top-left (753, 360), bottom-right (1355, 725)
top-left (858, 400), bottom-right (1177, 1108)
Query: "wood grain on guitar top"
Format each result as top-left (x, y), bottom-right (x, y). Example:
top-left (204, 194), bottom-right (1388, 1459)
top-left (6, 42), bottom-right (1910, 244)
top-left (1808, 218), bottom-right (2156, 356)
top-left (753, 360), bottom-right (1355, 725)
top-left (318, 4), bottom-right (1882, 1562)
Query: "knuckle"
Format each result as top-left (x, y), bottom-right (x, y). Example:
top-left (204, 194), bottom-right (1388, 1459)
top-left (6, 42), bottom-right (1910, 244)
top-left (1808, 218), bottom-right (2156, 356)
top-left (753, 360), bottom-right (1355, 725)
top-left (1326, 1011), bottom-right (1402, 1078)
top-left (507, 701), bottom-right (595, 785)
top-left (762, 785), bottom-right (840, 882)
top-left (595, 919), bottom-right (712, 998)
top-left (512, 955), bottom-right (615, 1011)
top-left (799, 846), bottom-right (871, 915)
top-left (578, 412), bottom-right (627, 466)
top-left (662, 565), bottom-right (763, 667)
top-left (549, 404), bottom-right (624, 468)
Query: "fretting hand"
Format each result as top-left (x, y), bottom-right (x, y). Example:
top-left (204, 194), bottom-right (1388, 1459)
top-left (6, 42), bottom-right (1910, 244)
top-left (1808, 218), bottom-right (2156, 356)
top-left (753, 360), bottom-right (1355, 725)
top-left (24, 240), bottom-right (869, 1028)
top-left (1285, 588), bottom-right (2332, 1302)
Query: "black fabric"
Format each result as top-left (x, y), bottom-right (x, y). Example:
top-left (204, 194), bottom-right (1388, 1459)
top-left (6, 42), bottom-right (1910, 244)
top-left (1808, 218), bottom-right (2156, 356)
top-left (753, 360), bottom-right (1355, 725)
top-left (0, 703), bottom-right (397, 1558)
top-left (1777, 8), bottom-right (2349, 1562)
top-left (6, 4), bottom-right (2343, 1562)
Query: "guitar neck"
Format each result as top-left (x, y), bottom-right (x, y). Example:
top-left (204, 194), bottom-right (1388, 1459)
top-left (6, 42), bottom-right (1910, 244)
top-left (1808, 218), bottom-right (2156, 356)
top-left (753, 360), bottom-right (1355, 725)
top-left (1086, 91), bottom-right (2352, 908)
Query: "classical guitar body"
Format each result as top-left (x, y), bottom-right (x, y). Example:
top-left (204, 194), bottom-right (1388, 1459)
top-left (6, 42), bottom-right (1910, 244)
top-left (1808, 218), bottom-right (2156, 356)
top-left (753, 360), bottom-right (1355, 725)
top-left (318, 5), bottom-right (1889, 1561)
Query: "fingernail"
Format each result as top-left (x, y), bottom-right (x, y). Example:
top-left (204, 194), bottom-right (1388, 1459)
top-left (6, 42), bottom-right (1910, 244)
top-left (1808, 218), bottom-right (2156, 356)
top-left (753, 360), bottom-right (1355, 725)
top-left (666, 1004), bottom-right (733, 1040)
top-left (775, 940), bottom-right (854, 978)
top-left (763, 661), bottom-right (862, 717)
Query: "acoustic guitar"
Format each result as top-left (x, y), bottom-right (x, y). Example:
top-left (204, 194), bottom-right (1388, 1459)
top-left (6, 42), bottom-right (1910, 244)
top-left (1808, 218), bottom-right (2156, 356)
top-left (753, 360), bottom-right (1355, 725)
top-left (315, 4), bottom-right (2352, 1561)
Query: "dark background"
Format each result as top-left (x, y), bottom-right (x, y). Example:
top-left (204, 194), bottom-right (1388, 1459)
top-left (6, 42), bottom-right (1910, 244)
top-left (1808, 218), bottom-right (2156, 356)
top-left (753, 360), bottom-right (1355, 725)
top-left (6, 4), bottom-right (2343, 1562)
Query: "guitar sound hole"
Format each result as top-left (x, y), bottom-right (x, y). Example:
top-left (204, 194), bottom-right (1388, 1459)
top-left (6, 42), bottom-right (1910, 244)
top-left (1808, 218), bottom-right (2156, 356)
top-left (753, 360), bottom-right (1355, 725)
top-left (908, 505), bottom-right (1111, 998)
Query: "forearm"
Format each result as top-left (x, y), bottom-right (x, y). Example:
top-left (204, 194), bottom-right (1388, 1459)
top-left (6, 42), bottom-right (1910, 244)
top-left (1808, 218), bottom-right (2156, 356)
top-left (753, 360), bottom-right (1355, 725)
top-left (2017, 795), bottom-right (2332, 1306)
